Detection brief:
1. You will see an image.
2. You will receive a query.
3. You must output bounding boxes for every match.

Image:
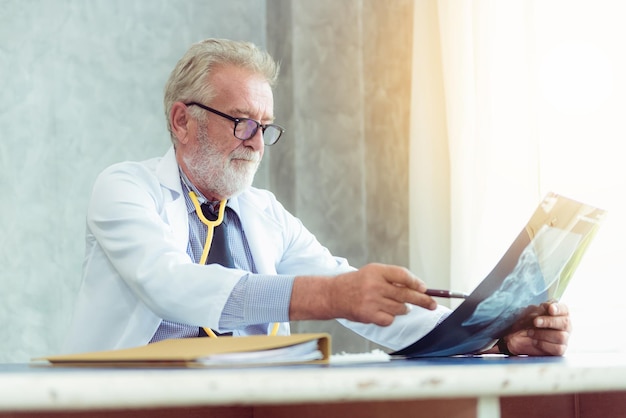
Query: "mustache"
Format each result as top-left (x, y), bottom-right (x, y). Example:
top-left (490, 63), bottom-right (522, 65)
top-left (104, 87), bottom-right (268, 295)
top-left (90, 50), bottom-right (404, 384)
top-left (230, 149), bottom-right (261, 162)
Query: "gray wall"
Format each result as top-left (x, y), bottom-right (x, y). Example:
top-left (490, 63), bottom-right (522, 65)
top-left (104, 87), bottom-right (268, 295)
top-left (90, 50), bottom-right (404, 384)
top-left (268, 0), bottom-right (414, 351)
top-left (0, 0), bottom-right (414, 362)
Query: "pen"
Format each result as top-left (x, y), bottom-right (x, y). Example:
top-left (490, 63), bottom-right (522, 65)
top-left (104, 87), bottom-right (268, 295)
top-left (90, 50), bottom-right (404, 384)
top-left (425, 289), bottom-right (469, 299)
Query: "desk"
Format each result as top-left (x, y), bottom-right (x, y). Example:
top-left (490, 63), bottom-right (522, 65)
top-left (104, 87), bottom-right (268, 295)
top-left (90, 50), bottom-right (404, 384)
top-left (1, 353), bottom-right (625, 418)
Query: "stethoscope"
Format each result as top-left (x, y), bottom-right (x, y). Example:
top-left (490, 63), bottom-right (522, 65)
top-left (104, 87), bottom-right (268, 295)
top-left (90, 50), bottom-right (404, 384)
top-left (188, 190), bottom-right (280, 337)
top-left (188, 190), bottom-right (227, 265)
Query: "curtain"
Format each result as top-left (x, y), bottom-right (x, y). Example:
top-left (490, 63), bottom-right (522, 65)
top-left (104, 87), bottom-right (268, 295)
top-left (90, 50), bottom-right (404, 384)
top-left (410, 0), bottom-right (626, 352)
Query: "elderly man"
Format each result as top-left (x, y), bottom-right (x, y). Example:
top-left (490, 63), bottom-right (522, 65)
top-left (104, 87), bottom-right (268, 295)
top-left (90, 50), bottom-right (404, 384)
top-left (64, 39), bottom-right (570, 356)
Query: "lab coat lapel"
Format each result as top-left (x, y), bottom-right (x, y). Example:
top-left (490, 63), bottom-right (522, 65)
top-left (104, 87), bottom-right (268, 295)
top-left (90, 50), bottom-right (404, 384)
top-left (237, 192), bottom-right (283, 275)
top-left (156, 147), bottom-right (189, 251)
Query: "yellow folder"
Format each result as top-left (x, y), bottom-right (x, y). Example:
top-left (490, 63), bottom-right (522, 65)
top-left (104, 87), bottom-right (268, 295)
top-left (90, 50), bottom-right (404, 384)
top-left (37, 333), bottom-right (331, 368)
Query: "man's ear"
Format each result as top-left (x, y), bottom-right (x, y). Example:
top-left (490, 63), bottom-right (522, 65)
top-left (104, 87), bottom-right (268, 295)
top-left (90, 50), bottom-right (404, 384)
top-left (170, 102), bottom-right (192, 144)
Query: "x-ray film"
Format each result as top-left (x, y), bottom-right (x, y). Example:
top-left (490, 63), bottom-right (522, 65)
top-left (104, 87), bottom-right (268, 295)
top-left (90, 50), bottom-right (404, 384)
top-left (393, 192), bottom-right (606, 358)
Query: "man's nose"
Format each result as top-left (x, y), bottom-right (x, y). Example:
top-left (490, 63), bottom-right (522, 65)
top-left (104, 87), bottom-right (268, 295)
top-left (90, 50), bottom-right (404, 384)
top-left (244, 127), bottom-right (265, 150)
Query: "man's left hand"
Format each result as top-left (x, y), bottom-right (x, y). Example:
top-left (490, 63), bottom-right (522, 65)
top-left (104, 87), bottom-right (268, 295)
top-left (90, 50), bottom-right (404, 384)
top-left (502, 302), bottom-right (571, 356)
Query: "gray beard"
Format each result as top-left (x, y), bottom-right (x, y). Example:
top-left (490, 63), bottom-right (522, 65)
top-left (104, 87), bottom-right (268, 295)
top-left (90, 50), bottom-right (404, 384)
top-left (183, 129), bottom-right (261, 199)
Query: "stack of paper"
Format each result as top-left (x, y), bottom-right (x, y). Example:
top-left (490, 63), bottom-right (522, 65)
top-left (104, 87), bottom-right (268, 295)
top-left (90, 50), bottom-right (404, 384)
top-left (38, 333), bottom-right (330, 368)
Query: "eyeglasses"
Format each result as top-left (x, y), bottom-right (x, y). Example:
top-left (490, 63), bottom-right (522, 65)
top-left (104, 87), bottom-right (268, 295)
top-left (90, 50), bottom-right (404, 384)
top-left (185, 102), bottom-right (285, 145)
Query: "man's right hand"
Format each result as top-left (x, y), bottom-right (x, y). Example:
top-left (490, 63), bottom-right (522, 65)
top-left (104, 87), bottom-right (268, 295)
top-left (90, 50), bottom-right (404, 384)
top-left (289, 263), bottom-right (437, 326)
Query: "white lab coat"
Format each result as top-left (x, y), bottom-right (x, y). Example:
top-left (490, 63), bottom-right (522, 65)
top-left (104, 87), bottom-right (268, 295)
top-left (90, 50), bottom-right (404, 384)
top-left (63, 147), bottom-right (448, 354)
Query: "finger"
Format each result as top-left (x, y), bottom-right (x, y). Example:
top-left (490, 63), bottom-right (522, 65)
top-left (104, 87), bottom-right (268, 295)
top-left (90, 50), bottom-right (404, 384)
top-left (358, 300), bottom-right (412, 326)
top-left (386, 285), bottom-right (437, 310)
top-left (534, 340), bottom-right (568, 356)
top-left (549, 302), bottom-right (569, 316)
top-left (370, 311), bottom-right (396, 327)
top-left (534, 313), bottom-right (572, 332)
top-left (539, 301), bottom-right (568, 316)
top-left (528, 329), bottom-right (570, 346)
top-left (530, 333), bottom-right (569, 356)
top-left (379, 299), bottom-right (412, 316)
top-left (383, 266), bottom-right (427, 291)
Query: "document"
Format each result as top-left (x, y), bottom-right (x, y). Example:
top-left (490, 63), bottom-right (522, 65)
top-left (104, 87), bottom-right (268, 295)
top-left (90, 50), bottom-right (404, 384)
top-left (393, 192), bottom-right (606, 358)
top-left (38, 333), bottom-right (330, 367)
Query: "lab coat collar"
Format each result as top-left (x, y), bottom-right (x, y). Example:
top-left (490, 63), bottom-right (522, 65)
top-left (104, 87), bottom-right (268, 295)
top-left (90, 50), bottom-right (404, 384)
top-left (156, 146), bottom-right (182, 197)
top-left (156, 146), bottom-right (189, 251)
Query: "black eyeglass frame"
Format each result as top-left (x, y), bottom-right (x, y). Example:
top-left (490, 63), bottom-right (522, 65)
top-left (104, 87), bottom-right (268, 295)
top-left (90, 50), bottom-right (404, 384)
top-left (185, 102), bottom-right (285, 145)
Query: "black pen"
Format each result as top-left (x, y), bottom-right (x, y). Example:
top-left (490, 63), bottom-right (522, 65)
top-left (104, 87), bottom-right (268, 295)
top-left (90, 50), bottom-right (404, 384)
top-left (425, 289), bottom-right (469, 299)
